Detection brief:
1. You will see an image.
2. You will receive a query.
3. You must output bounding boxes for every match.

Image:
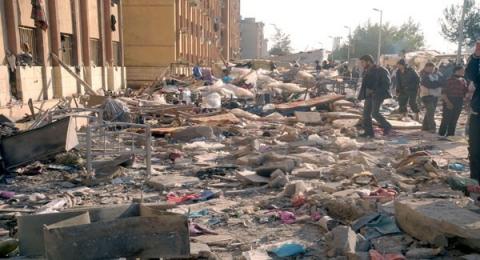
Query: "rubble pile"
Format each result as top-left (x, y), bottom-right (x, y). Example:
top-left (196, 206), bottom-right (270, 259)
top-left (0, 63), bottom-right (477, 259)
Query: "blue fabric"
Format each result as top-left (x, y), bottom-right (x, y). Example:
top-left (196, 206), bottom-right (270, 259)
top-left (270, 243), bottom-right (305, 257)
top-left (352, 213), bottom-right (401, 240)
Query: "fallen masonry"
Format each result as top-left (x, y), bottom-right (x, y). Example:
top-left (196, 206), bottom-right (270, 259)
top-left (0, 60), bottom-right (476, 259)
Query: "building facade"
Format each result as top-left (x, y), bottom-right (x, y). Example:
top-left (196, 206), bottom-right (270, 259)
top-left (221, 0), bottom-right (240, 61)
top-left (0, 0), bottom-right (126, 108)
top-left (124, 0), bottom-right (241, 86)
top-left (240, 18), bottom-right (267, 60)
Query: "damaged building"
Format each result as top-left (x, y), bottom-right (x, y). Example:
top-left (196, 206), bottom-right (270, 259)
top-left (0, 0), bottom-right (126, 118)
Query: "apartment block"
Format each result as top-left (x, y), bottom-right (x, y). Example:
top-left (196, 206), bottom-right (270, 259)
top-left (124, 0), bottom-right (242, 86)
top-left (0, 0), bottom-right (126, 108)
top-left (240, 18), bottom-right (267, 59)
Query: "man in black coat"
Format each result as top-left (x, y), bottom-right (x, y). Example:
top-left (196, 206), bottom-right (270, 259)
top-left (396, 59), bottom-right (420, 120)
top-left (358, 55), bottom-right (392, 138)
top-left (466, 42), bottom-right (480, 183)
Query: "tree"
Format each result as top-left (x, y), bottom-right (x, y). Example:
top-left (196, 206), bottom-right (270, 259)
top-left (269, 25), bottom-right (292, 56)
top-left (440, 0), bottom-right (480, 47)
top-left (332, 19), bottom-right (425, 61)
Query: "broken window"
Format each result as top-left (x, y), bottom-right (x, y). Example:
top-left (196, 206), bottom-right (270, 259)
top-left (112, 41), bottom-right (121, 66)
top-left (61, 34), bottom-right (74, 66)
top-left (90, 39), bottom-right (101, 66)
top-left (18, 27), bottom-right (38, 64)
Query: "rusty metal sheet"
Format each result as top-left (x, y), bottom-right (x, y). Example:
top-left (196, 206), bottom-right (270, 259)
top-left (44, 213), bottom-right (189, 260)
top-left (17, 211), bottom-right (89, 256)
top-left (0, 117), bottom-right (78, 170)
top-left (17, 204), bottom-right (188, 259)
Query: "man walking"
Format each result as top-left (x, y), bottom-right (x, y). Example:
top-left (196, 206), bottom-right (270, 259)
top-left (419, 62), bottom-right (443, 133)
top-left (358, 55), bottom-right (392, 138)
top-left (439, 66), bottom-right (468, 137)
top-left (396, 59), bottom-right (420, 120)
top-left (466, 42), bottom-right (480, 183)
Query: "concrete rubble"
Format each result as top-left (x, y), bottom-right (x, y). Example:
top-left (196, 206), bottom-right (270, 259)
top-left (0, 61), bottom-right (476, 259)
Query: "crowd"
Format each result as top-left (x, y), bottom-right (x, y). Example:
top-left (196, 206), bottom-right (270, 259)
top-left (357, 42), bottom-right (480, 184)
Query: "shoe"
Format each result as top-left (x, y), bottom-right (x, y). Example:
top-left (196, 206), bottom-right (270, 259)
top-left (414, 113), bottom-right (420, 121)
top-left (359, 133), bottom-right (374, 138)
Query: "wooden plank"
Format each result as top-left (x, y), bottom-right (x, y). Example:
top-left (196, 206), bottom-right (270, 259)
top-left (189, 113), bottom-right (240, 125)
top-left (274, 95), bottom-right (345, 111)
top-left (320, 112), bottom-right (362, 120)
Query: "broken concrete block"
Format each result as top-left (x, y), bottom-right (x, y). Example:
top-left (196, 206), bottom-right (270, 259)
top-left (295, 111), bottom-right (322, 124)
top-left (192, 234), bottom-right (233, 247)
top-left (326, 225), bottom-right (357, 257)
top-left (395, 199), bottom-right (480, 250)
top-left (282, 181), bottom-right (307, 198)
top-left (269, 170), bottom-right (288, 189)
top-left (171, 126), bottom-right (215, 142)
top-left (371, 235), bottom-right (407, 254)
top-left (190, 243), bottom-right (212, 258)
top-left (405, 247), bottom-right (443, 259)
top-left (334, 164), bottom-right (366, 178)
top-left (295, 167), bottom-right (332, 179)
top-left (147, 175), bottom-right (200, 191)
top-left (236, 170), bottom-right (270, 185)
top-left (242, 249), bottom-right (272, 260)
top-left (255, 159), bottom-right (296, 177)
top-left (332, 137), bottom-right (358, 152)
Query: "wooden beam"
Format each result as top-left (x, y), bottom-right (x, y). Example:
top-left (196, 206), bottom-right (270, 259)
top-left (51, 53), bottom-right (97, 95)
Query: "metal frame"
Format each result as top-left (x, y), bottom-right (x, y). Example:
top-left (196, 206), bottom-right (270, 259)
top-left (85, 122), bottom-right (152, 177)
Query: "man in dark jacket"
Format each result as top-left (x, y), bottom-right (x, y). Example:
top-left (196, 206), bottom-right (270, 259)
top-left (466, 42), bottom-right (480, 183)
top-left (358, 55), bottom-right (392, 138)
top-left (396, 59), bottom-right (420, 120)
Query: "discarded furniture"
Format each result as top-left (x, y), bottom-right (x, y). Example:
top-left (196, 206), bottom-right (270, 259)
top-left (83, 122), bottom-right (152, 176)
top-left (0, 117), bottom-right (78, 171)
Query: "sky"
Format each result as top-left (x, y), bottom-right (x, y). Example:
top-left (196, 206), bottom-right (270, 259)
top-left (241, 0), bottom-right (470, 54)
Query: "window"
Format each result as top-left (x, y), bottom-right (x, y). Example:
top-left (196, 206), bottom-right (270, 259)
top-left (90, 39), bottom-right (101, 66)
top-left (61, 34), bottom-right (74, 66)
top-left (19, 27), bottom-right (38, 64)
top-left (112, 41), bottom-right (121, 66)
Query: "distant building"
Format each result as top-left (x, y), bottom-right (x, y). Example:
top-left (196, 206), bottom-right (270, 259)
top-left (240, 18), bottom-right (267, 59)
top-left (270, 49), bottom-right (328, 65)
top-left (221, 0), bottom-right (241, 61)
top-left (124, 0), bottom-right (238, 86)
top-left (0, 0), bottom-right (126, 107)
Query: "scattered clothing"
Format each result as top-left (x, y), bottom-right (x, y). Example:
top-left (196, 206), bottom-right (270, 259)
top-left (352, 213), bottom-right (401, 240)
top-left (31, 0), bottom-right (48, 30)
top-left (270, 243), bottom-right (306, 258)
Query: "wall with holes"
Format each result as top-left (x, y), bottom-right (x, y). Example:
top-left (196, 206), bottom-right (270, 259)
top-left (0, 3), bottom-right (10, 106)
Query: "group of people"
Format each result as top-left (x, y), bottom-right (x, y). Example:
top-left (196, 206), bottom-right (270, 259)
top-left (358, 42), bottom-right (480, 184)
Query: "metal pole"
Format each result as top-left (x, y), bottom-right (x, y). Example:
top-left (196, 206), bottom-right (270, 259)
top-left (145, 125), bottom-right (152, 177)
top-left (457, 0), bottom-right (467, 64)
top-left (346, 27), bottom-right (351, 63)
top-left (377, 10), bottom-right (383, 64)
